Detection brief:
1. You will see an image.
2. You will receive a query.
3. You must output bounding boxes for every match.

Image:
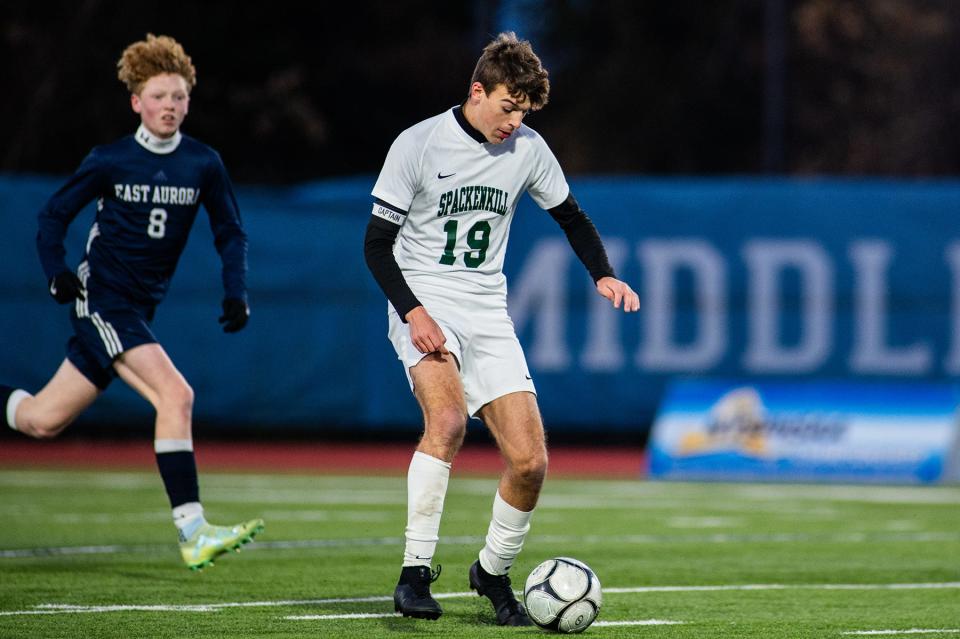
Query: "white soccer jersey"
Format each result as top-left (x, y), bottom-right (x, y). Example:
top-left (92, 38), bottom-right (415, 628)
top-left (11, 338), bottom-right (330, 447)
top-left (371, 107), bottom-right (569, 303)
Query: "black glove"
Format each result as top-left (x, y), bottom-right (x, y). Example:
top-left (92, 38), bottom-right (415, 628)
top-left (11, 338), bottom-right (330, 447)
top-left (218, 297), bottom-right (249, 333)
top-left (49, 271), bottom-right (85, 304)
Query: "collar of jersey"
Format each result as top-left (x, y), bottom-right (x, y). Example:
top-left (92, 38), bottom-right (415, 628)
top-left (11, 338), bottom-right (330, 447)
top-left (135, 125), bottom-right (182, 155)
top-left (452, 105), bottom-right (488, 145)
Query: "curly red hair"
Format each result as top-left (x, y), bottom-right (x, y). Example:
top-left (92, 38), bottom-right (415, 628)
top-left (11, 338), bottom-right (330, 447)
top-left (117, 34), bottom-right (196, 94)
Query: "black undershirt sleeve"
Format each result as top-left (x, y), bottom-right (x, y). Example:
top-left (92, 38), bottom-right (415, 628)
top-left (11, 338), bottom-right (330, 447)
top-left (547, 193), bottom-right (616, 283)
top-left (363, 207), bottom-right (422, 322)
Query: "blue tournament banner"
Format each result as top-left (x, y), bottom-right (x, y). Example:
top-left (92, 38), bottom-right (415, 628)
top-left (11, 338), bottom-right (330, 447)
top-left (4, 175), bottom-right (960, 432)
top-left (649, 379), bottom-right (960, 484)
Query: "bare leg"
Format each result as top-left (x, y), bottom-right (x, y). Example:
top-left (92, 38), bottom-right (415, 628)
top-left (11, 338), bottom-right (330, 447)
top-left (115, 343), bottom-right (202, 530)
top-left (114, 343), bottom-right (262, 568)
top-left (392, 351), bottom-right (468, 619)
top-left (411, 352), bottom-right (469, 462)
top-left (113, 343), bottom-right (193, 440)
top-left (477, 391), bottom-right (548, 511)
top-left (399, 351), bottom-right (468, 566)
top-left (14, 359), bottom-right (100, 438)
top-left (470, 390), bottom-right (546, 606)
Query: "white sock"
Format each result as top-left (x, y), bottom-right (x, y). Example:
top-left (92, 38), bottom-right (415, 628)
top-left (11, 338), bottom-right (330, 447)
top-left (479, 491), bottom-right (533, 576)
top-left (172, 501), bottom-right (205, 540)
top-left (403, 451), bottom-right (451, 567)
top-left (6, 390), bottom-right (30, 431)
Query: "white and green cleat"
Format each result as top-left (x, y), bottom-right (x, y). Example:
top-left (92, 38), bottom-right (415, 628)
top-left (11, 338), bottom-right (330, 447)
top-left (179, 518), bottom-right (265, 571)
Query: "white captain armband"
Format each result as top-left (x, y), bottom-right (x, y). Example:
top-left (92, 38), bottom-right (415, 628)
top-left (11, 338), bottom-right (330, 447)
top-left (372, 201), bottom-right (406, 225)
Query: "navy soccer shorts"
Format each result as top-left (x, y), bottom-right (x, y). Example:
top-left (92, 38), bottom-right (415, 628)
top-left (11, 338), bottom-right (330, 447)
top-left (66, 291), bottom-right (158, 390)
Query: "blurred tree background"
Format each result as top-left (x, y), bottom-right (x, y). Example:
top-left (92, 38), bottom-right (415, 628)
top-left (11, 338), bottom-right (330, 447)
top-left (2, 0), bottom-right (958, 183)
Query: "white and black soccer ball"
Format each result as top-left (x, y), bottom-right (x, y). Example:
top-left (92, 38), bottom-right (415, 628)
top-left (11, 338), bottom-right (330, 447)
top-left (523, 557), bottom-right (602, 633)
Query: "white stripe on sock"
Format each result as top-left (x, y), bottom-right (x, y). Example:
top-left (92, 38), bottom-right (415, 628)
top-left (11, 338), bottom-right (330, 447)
top-left (154, 439), bottom-right (194, 453)
top-left (6, 390), bottom-right (30, 431)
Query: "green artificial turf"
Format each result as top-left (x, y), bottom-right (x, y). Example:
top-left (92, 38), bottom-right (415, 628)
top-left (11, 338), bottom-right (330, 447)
top-left (1, 469), bottom-right (958, 638)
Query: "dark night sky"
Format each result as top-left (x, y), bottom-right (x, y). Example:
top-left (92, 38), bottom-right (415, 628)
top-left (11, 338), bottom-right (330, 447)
top-left (3, 0), bottom-right (959, 183)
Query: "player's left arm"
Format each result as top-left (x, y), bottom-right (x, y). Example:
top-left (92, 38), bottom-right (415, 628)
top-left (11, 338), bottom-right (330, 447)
top-left (528, 135), bottom-right (638, 313)
top-left (548, 194), bottom-right (639, 312)
top-left (202, 154), bottom-right (249, 332)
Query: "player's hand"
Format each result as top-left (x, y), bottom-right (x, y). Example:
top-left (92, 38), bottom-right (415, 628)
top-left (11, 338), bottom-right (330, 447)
top-left (405, 306), bottom-right (449, 354)
top-left (48, 271), bottom-right (85, 304)
top-left (596, 276), bottom-right (640, 312)
top-left (218, 297), bottom-right (249, 333)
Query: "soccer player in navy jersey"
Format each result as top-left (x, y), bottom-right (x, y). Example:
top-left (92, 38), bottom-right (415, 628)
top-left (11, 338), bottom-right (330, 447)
top-left (0, 34), bottom-right (263, 570)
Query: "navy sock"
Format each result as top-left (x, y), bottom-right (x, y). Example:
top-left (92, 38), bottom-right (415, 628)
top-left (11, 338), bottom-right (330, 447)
top-left (155, 451), bottom-right (200, 508)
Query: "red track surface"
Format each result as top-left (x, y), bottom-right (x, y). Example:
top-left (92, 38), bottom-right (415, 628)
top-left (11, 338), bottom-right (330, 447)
top-left (0, 439), bottom-right (646, 478)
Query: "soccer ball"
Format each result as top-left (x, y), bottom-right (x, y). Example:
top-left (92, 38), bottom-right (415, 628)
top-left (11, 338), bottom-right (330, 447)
top-left (523, 557), bottom-right (602, 633)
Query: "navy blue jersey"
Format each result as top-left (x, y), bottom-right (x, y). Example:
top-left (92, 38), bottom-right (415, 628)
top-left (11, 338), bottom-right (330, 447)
top-left (37, 132), bottom-right (247, 307)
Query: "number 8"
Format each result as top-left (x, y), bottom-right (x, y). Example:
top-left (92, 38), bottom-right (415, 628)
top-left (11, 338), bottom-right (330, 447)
top-left (148, 208), bottom-right (167, 239)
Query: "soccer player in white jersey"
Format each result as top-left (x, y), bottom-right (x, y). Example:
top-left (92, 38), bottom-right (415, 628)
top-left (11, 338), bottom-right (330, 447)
top-left (364, 32), bottom-right (639, 625)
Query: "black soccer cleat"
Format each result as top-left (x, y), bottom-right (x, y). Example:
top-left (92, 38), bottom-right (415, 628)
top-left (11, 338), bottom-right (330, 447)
top-left (394, 565), bottom-right (443, 620)
top-left (469, 560), bottom-right (532, 626)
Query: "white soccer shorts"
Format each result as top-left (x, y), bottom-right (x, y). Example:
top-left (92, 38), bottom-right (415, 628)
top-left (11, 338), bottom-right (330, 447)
top-left (387, 295), bottom-right (536, 417)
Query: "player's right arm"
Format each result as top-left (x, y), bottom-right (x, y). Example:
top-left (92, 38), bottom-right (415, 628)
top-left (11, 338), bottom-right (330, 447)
top-left (365, 123), bottom-right (448, 354)
top-left (36, 149), bottom-right (107, 303)
top-left (363, 203), bottom-right (448, 355)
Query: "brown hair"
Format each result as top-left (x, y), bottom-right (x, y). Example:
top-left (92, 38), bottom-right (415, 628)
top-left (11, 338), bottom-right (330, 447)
top-left (117, 34), bottom-right (197, 94)
top-left (469, 32), bottom-right (550, 110)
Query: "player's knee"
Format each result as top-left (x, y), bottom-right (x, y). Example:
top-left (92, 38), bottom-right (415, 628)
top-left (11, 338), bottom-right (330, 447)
top-left (23, 409), bottom-right (74, 439)
top-left (431, 406), bottom-right (468, 435)
top-left (180, 383), bottom-right (195, 412)
top-left (423, 406), bottom-right (468, 451)
top-left (161, 382), bottom-right (194, 416)
top-left (511, 448), bottom-right (548, 487)
top-left (30, 424), bottom-right (65, 439)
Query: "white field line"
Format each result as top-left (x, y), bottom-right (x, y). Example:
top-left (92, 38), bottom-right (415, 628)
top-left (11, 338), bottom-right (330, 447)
top-left (594, 620), bottom-right (684, 626)
top-left (2, 582), bottom-right (958, 617)
top-left (843, 631), bottom-right (960, 636)
top-left (0, 544), bottom-right (163, 558)
top-left (5, 530), bottom-right (959, 559)
top-left (4, 470), bottom-right (959, 504)
top-left (5, 510), bottom-right (392, 525)
top-left (727, 485), bottom-right (960, 505)
top-left (281, 614), bottom-right (685, 625)
top-left (286, 613), bottom-right (398, 620)
top-left (604, 582), bottom-right (960, 594)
